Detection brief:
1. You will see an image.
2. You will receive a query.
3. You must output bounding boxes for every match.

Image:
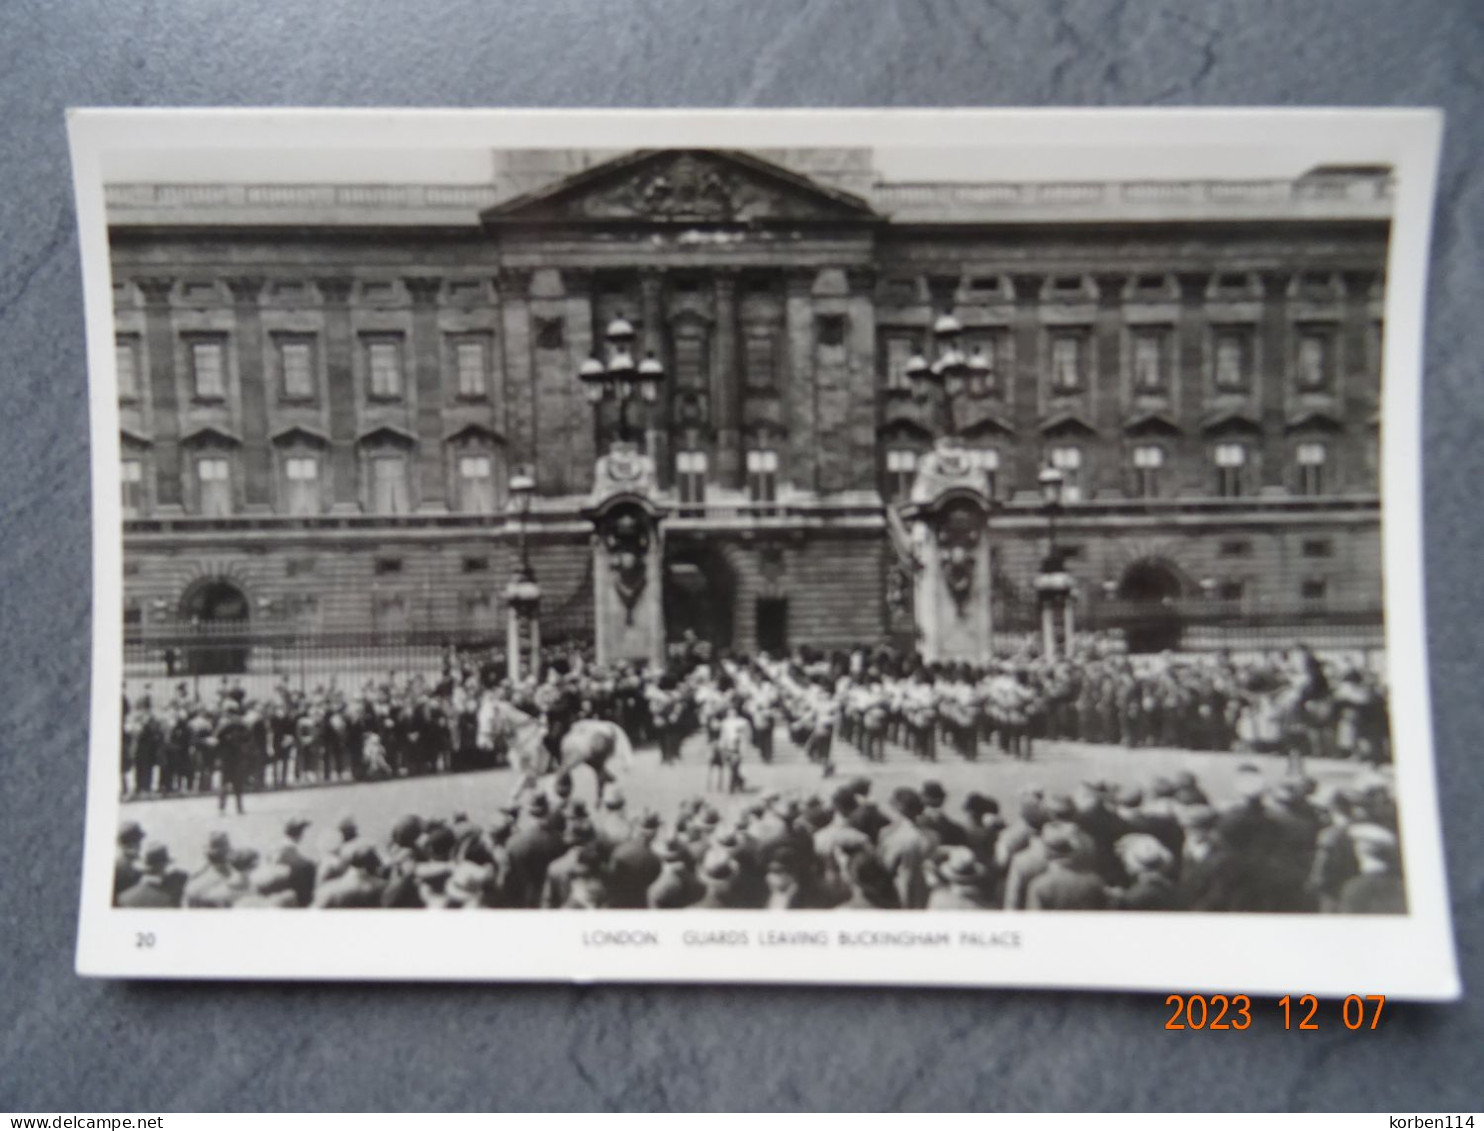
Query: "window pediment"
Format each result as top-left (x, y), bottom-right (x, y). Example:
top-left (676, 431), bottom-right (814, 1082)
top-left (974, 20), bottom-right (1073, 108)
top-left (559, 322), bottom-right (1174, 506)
top-left (179, 424), bottom-right (241, 448)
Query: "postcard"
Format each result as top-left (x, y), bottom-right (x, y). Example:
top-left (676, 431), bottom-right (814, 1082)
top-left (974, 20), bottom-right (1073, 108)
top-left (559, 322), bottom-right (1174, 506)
top-left (69, 107), bottom-right (1458, 996)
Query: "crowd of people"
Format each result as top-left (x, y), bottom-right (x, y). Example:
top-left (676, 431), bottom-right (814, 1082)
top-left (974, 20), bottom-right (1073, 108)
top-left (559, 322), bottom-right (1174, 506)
top-left (119, 636), bottom-right (1392, 809)
top-left (112, 761), bottom-right (1406, 914)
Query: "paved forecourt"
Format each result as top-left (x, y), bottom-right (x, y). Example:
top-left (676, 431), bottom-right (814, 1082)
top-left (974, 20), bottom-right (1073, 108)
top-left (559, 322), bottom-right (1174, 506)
top-left (117, 730), bottom-right (1372, 868)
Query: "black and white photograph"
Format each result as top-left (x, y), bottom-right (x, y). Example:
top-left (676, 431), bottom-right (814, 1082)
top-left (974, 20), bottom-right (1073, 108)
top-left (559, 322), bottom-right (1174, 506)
top-left (70, 109), bottom-right (1457, 993)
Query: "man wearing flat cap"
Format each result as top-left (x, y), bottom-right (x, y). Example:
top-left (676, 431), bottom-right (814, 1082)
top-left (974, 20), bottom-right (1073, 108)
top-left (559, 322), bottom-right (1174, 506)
top-left (275, 817), bottom-right (317, 907)
top-left (1026, 822), bottom-right (1108, 911)
top-left (927, 847), bottom-right (994, 910)
top-left (607, 813), bottom-right (663, 909)
top-left (184, 831), bottom-right (245, 908)
top-left (647, 839), bottom-right (703, 909)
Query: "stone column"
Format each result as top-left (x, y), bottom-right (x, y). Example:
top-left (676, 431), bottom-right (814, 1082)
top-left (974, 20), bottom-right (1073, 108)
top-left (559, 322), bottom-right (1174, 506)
top-left (1340, 270), bottom-right (1377, 494)
top-left (1258, 272), bottom-right (1291, 490)
top-left (136, 277), bottom-right (181, 511)
top-left (498, 268), bottom-right (536, 479)
top-left (1175, 272), bottom-right (1209, 487)
top-left (845, 268), bottom-right (878, 492)
top-left (405, 276), bottom-right (446, 511)
top-left (713, 269), bottom-right (742, 490)
top-left (639, 269), bottom-right (668, 485)
top-left (561, 270), bottom-right (596, 491)
top-left (225, 276), bottom-right (270, 511)
top-left (1092, 273), bottom-right (1126, 497)
top-left (1009, 274), bottom-right (1044, 492)
top-left (315, 276), bottom-right (359, 511)
top-left (783, 269), bottom-right (818, 494)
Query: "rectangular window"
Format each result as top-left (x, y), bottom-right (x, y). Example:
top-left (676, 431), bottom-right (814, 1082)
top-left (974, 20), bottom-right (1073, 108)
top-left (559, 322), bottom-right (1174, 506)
top-left (1050, 445), bottom-right (1083, 502)
top-left (191, 340), bottom-right (226, 400)
top-left (676, 450), bottom-right (708, 514)
top-left (457, 454), bottom-right (496, 514)
top-left (1131, 444), bottom-right (1165, 498)
top-left (1296, 440), bottom-right (1328, 496)
top-left (367, 339), bottom-right (403, 400)
top-left (673, 327), bottom-right (708, 389)
top-left (116, 337), bottom-right (140, 401)
top-left (1214, 330), bottom-right (1251, 393)
top-left (746, 448), bottom-right (779, 508)
top-left (279, 339), bottom-right (315, 401)
top-left (1302, 538), bottom-right (1334, 558)
top-left (1301, 578), bottom-right (1328, 601)
top-left (885, 449), bottom-right (918, 502)
top-left (1218, 579), bottom-right (1245, 601)
top-left (462, 556), bottom-right (490, 574)
top-left (1050, 333), bottom-right (1085, 395)
top-left (1214, 443), bottom-right (1247, 498)
top-left (1297, 331), bottom-right (1332, 393)
top-left (1132, 330), bottom-right (1167, 395)
top-left (285, 557), bottom-right (316, 578)
top-left (1218, 539), bottom-right (1252, 558)
top-left (374, 557), bottom-right (403, 576)
top-left (370, 454), bottom-right (409, 515)
top-left (455, 339), bottom-right (487, 399)
top-left (121, 459), bottom-right (143, 517)
top-left (284, 455), bottom-right (320, 517)
top-left (196, 457), bottom-right (231, 516)
top-left (744, 329), bottom-right (776, 389)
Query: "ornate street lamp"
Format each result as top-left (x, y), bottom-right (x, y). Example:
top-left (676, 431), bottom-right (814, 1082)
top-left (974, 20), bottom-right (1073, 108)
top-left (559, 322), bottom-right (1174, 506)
top-left (504, 466), bottom-right (542, 683)
top-left (905, 312), bottom-right (998, 433)
top-left (1034, 465), bottom-right (1075, 659)
top-left (580, 313), bottom-right (666, 446)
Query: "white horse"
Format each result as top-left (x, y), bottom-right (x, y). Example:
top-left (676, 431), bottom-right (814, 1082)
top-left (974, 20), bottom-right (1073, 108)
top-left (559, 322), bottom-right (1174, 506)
top-left (487, 699), bottom-right (634, 807)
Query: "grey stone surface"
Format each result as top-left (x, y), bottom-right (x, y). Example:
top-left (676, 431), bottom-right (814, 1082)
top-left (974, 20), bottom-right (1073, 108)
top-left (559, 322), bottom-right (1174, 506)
top-left (1, 0), bottom-right (1480, 1112)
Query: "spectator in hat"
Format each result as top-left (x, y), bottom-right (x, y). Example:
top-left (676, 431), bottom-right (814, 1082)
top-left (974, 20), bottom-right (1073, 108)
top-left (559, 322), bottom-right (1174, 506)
top-left (695, 855), bottom-right (740, 909)
top-left (1177, 805), bottom-right (1239, 912)
top-left (763, 846), bottom-right (814, 910)
top-left (880, 787), bottom-right (938, 911)
top-left (117, 842), bottom-right (186, 908)
top-left (835, 851), bottom-right (900, 910)
top-left (648, 839), bottom-right (703, 909)
top-left (562, 846), bottom-right (611, 909)
top-left (185, 831), bottom-right (242, 908)
top-left (1111, 833), bottom-right (1180, 911)
top-left (541, 818), bottom-right (599, 909)
top-left (114, 821), bottom-right (146, 902)
top-left (234, 851), bottom-right (301, 909)
top-left (845, 777), bottom-right (891, 842)
top-left (313, 846), bottom-right (387, 908)
top-left (506, 798), bottom-right (565, 908)
top-left (928, 847), bottom-right (993, 910)
top-left (1338, 825), bottom-right (1406, 914)
top-left (275, 817), bottom-right (317, 907)
top-left (316, 815), bottom-right (361, 887)
top-left (920, 780), bottom-right (967, 848)
top-left (1027, 822), bottom-right (1108, 911)
top-left (607, 813), bottom-right (663, 910)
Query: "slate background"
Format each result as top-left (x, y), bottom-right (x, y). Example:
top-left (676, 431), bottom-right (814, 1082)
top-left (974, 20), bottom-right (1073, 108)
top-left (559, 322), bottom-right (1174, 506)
top-left (1, 0), bottom-right (1481, 1112)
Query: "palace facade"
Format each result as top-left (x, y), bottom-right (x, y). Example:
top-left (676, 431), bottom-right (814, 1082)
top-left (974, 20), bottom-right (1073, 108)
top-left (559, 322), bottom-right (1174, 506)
top-left (109, 148), bottom-right (1390, 662)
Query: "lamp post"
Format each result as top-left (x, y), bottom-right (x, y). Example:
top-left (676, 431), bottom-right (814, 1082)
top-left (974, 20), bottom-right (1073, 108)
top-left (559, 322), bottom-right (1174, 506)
top-left (1034, 465), bottom-right (1076, 659)
top-left (504, 467), bottom-right (541, 683)
top-left (579, 314), bottom-right (666, 448)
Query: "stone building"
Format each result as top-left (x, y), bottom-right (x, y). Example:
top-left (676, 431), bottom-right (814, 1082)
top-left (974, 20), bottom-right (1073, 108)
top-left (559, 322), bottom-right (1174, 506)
top-left (108, 148), bottom-right (1389, 667)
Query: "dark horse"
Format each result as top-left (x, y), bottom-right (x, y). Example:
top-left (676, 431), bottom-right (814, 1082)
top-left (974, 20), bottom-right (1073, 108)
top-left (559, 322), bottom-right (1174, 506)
top-left (488, 699), bottom-right (634, 807)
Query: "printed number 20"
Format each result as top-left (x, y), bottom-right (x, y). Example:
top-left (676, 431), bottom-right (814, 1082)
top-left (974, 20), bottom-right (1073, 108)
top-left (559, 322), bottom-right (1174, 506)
top-left (135, 932), bottom-right (155, 949)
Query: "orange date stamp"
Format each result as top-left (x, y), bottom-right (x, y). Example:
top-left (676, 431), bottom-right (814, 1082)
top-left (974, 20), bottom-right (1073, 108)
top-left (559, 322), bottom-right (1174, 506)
top-left (1163, 994), bottom-right (1387, 1031)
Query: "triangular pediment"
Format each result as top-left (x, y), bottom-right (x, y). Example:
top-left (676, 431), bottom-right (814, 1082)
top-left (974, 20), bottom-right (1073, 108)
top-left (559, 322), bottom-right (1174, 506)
top-left (356, 424), bottom-right (417, 447)
top-left (1201, 408), bottom-right (1263, 436)
top-left (180, 424), bottom-right (241, 447)
top-left (1038, 410), bottom-right (1098, 438)
top-left (444, 422), bottom-right (507, 445)
top-left (958, 411), bottom-right (1017, 440)
top-left (270, 424), bottom-right (330, 447)
top-left (1123, 410), bottom-right (1183, 438)
top-left (1285, 409), bottom-right (1345, 434)
top-left (482, 149), bottom-right (879, 227)
top-left (877, 418), bottom-right (934, 444)
top-left (120, 427), bottom-right (152, 449)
